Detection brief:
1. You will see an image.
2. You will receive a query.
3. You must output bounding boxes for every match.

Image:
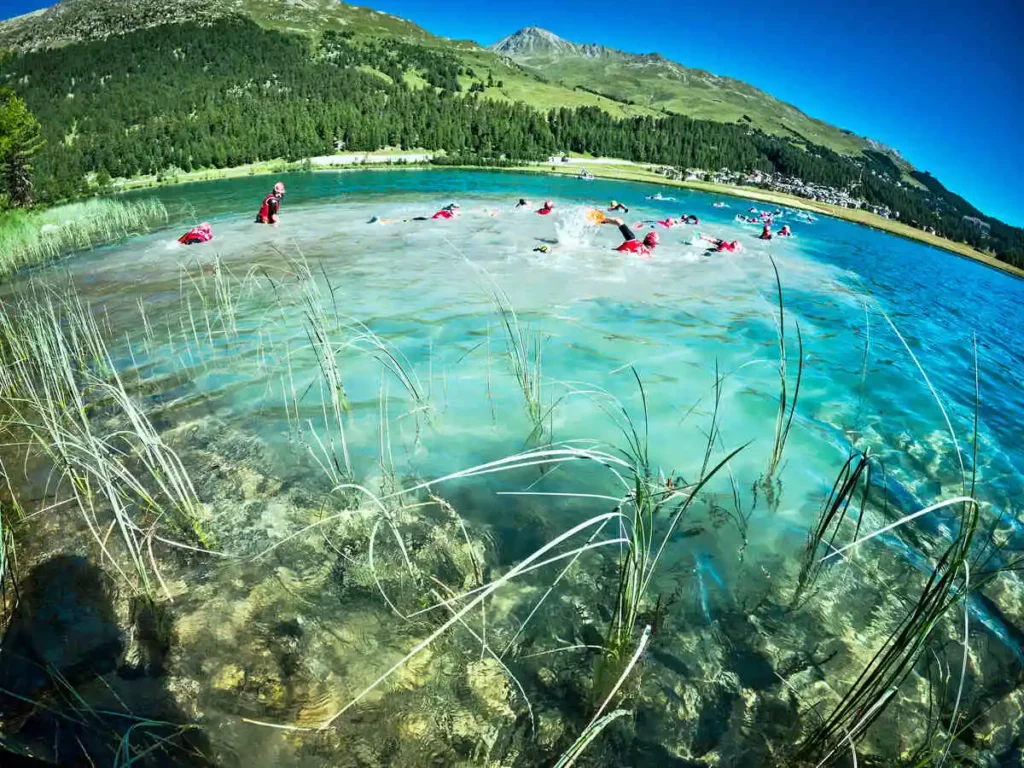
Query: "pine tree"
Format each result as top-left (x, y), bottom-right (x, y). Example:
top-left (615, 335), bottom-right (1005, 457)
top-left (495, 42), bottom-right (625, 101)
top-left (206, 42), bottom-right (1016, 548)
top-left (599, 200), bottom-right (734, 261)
top-left (0, 88), bottom-right (44, 207)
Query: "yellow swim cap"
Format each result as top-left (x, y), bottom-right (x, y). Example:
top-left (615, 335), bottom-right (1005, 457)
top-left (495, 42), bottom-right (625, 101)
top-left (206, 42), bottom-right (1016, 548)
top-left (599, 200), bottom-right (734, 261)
top-left (611, 200), bottom-right (618, 207)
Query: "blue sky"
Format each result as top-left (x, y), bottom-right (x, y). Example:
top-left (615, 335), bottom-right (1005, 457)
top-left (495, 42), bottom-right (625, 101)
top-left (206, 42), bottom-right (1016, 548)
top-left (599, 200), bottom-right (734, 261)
top-left (4, 0), bottom-right (1022, 225)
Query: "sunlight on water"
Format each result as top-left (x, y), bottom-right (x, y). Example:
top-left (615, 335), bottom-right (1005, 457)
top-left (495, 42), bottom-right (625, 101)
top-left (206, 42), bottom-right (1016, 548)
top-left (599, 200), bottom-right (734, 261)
top-left (2, 170), bottom-right (1023, 766)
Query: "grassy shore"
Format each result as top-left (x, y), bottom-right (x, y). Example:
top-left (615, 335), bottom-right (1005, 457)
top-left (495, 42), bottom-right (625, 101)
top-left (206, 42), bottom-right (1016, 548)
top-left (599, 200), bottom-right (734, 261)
top-left (113, 151), bottom-right (439, 192)
top-left (0, 198), bottom-right (168, 280)
top-left (111, 152), bottom-right (1022, 280)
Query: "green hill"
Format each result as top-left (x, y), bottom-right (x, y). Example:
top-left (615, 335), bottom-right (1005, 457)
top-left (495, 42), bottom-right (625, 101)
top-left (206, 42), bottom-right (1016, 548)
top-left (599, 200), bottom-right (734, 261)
top-left (0, 3), bottom-right (914, 161)
top-left (488, 27), bottom-right (880, 157)
top-left (0, 0), bottom-right (656, 120)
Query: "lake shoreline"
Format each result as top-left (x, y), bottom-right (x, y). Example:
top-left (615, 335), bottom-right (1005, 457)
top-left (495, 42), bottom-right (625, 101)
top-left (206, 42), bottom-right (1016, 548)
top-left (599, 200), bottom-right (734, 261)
top-left (112, 154), bottom-right (1024, 280)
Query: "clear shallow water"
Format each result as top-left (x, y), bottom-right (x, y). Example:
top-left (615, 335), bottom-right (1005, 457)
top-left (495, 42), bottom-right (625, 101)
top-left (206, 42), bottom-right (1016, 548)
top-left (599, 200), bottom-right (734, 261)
top-left (103, 171), bottom-right (1024, 533)
top-left (5, 170), bottom-right (1024, 765)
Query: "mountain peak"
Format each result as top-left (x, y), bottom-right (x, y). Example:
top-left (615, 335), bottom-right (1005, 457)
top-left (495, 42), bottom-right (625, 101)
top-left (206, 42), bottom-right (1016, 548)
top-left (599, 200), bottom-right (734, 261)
top-left (490, 26), bottom-right (671, 64)
top-left (489, 27), bottom-right (578, 58)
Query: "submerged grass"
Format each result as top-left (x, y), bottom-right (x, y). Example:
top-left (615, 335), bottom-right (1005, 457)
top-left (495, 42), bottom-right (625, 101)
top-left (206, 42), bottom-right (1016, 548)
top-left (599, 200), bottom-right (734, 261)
top-left (763, 256), bottom-right (804, 496)
top-left (492, 287), bottom-right (549, 441)
top-left (0, 198), bottom-right (168, 280)
top-left (0, 457), bottom-right (19, 627)
top-left (792, 451), bottom-right (871, 606)
top-left (795, 323), bottom-right (983, 765)
top-left (0, 286), bottom-right (216, 599)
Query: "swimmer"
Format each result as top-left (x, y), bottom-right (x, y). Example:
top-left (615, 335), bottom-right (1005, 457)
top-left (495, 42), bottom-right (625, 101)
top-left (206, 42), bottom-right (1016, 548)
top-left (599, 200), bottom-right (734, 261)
top-left (712, 202), bottom-right (728, 208)
top-left (602, 217), bottom-right (658, 257)
top-left (537, 200), bottom-right (555, 216)
top-left (533, 244), bottom-right (551, 253)
top-left (178, 222), bottom-right (212, 245)
top-left (255, 181), bottom-right (286, 226)
top-left (683, 214), bottom-right (700, 225)
top-left (699, 233), bottom-right (742, 253)
top-left (647, 193), bottom-right (676, 202)
top-left (608, 200), bottom-right (629, 213)
top-left (409, 203), bottom-right (461, 221)
top-left (759, 225), bottom-right (773, 241)
top-left (779, 225), bottom-right (792, 237)
top-left (515, 198), bottom-right (531, 209)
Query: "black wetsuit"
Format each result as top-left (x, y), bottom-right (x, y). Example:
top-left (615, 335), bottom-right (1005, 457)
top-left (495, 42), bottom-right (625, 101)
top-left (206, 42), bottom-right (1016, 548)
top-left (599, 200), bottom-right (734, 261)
top-left (618, 223), bottom-right (636, 241)
top-left (610, 204), bottom-right (629, 213)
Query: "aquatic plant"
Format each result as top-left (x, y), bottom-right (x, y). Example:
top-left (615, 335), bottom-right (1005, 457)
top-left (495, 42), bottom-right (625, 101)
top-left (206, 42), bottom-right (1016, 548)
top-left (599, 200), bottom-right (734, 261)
top-left (791, 450), bottom-right (872, 606)
top-left (492, 287), bottom-right (549, 440)
top-left (285, 259), bottom-right (354, 482)
top-left (0, 198), bottom-right (168, 280)
top-left (763, 256), bottom-right (804, 493)
top-left (553, 709), bottom-right (629, 768)
top-left (795, 334), bottom-right (981, 765)
top-left (344, 314), bottom-right (429, 415)
top-left (0, 286), bottom-right (215, 599)
top-left (0, 457), bottom-right (19, 627)
top-left (594, 372), bottom-right (747, 695)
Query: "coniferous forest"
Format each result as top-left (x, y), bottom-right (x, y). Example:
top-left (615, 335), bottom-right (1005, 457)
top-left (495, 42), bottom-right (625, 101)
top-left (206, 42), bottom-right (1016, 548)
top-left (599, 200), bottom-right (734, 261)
top-left (1, 17), bottom-right (1021, 267)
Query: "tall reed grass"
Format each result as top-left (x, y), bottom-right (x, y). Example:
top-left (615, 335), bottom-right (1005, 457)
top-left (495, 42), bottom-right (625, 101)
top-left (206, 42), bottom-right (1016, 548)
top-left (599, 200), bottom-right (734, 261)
top-left (492, 288), bottom-right (549, 440)
top-left (0, 198), bottom-right (168, 280)
top-left (0, 286), bottom-right (214, 600)
top-left (795, 330), bottom-right (982, 765)
top-left (764, 257), bottom-right (803, 493)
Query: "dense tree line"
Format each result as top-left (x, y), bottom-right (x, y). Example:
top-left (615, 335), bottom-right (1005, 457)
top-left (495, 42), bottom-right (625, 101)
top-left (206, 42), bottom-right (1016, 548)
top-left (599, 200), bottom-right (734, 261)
top-left (0, 17), bottom-right (1019, 266)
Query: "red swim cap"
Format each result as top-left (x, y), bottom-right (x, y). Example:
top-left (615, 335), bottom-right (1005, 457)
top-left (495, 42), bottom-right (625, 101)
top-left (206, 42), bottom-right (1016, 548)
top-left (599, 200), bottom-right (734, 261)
top-left (274, 181), bottom-right (286, 194)
top-left (643, 231), bottom-right (659, 247)
top-left (200, 222), bottom-right (211, 232)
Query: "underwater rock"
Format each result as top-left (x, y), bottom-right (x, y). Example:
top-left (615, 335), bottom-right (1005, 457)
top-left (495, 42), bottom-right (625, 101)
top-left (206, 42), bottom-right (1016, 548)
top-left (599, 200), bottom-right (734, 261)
top-left (466, 658), bottom-right (514, 719)
top-left (118, 596), bottom-right (174, 679)
top-left (211, 663), bottom-right (246, 692)
top-left (535, 709), bottom-right (567, 751)
top-left (0, 555), bottom-right (122, 706)
top-left (394, 646), bottom-right (437, 691)
top-left (435, 659), bottom-right (518, 764)
top-left (974, 688), bottom-right (1024, 763)
top-left (0, 556), bottom-right (213, 765)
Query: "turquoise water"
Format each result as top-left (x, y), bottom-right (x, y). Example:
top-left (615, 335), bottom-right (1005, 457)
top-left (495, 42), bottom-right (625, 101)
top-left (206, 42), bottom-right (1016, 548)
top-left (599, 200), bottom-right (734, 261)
top-left (5, 170), bottom-right (1024, 765)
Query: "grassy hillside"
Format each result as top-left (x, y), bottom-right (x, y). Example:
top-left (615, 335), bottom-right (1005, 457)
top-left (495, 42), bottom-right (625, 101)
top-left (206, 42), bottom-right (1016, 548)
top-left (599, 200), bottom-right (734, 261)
top-left (0, 0), bottom-right (654, 120)
top-left (489, 28), bottom-right (886, 157)
top-left (241, 1), bottom-right (659, 118)
top-left (536, 57), bottom-right (869, 154)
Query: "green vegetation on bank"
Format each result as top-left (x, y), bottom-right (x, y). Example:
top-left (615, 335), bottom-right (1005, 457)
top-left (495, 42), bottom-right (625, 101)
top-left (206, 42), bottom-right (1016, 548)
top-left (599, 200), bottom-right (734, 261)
top-left (0, 15), bottom-right (1021, 268)
top-left (0, 198), bottom-right (168, 279)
